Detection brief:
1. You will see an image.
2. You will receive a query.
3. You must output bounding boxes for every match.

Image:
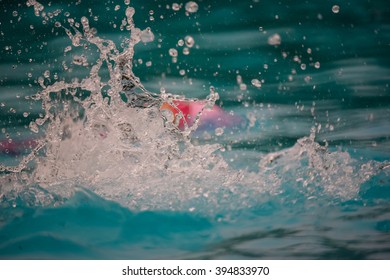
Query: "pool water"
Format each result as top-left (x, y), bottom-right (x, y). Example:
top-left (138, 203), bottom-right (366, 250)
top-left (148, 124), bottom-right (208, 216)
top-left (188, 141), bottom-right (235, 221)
top-left (0, 0), bottom-right (389, 259)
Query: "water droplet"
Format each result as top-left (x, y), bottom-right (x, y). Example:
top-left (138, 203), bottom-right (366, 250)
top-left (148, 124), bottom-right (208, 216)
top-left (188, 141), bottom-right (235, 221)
top-left (332, 5), bottom-right (340, 13)
top-left (251, 79), bottom-right (262, 88)
top-left (43, 70), bottom-right (50, 78)
top-left (12, 11), bottom-right (18, 17)
top-left (29, 121), bottom-right (39, 133)
top-left (236, 75), bottom-right (243, 84)
top-left (169, 48), bottom-right (178, 57)
top-left (126, 7), bottom-right (135, 19)
top-left (185, 1), bottom-right (199, 13)
top-left (314, 61), bottom-right (320, 69)
top-left (23, 112), bottom-right (29, 118)
top-left (140, 28), bottom-right (154, 43)
top-left (172, 3), bottom-right (181, 11)
top-left (247, 112), bottom-right (256, 127)
top-left (215, 127), bottom-right (224, 136)
top-left (184, 35), bottom-right (195, 48)
top-left (81, 16), bottom-right (88, 25)
top-left (72, 55), bottom-right (87, 66)
top-left (115, 5), bottom-right (120, 11)
top-left (183, 47), bottom-right (190, 55)
top-left (268, 33), bottom-right (281, 46)
top-left (239, 83), bottom-right (247, 91)
top-left (179, 69), bottom-right (186, 76)
top-left (37, 76), bottom-right (45, 87)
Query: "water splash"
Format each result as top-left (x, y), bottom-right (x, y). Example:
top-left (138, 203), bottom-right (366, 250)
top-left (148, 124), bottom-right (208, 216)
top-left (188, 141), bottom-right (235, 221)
top-left (258, 128), bottom-right (382, 201)
top-left (0, 1), bottom-right (387, 216)
top-left (0, 1), bottom-right (237, 212)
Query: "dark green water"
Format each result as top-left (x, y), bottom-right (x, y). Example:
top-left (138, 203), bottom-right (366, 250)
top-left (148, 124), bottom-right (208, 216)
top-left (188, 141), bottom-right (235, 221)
top-left (0, 0), bottom-right (389, 259)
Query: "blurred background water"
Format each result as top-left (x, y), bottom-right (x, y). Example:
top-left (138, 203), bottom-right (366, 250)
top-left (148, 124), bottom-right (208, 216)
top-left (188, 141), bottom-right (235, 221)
top-left (0, 0), bottom-right (389, 259)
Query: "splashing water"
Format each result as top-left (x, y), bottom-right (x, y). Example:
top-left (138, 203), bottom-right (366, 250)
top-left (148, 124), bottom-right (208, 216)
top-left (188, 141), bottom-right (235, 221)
top-left (1, 1), bottom-right (245, 214)
top-left (0, 1), bottom-right (387, 218)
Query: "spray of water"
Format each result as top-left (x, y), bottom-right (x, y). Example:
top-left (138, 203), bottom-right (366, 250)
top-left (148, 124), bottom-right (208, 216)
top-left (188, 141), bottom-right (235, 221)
top-left (0, 1), bottom-right (386, 215)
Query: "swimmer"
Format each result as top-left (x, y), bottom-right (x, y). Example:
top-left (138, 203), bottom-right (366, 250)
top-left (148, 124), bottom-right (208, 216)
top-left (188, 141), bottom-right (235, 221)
top-left (160, 99), bottom-right (242, 130)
